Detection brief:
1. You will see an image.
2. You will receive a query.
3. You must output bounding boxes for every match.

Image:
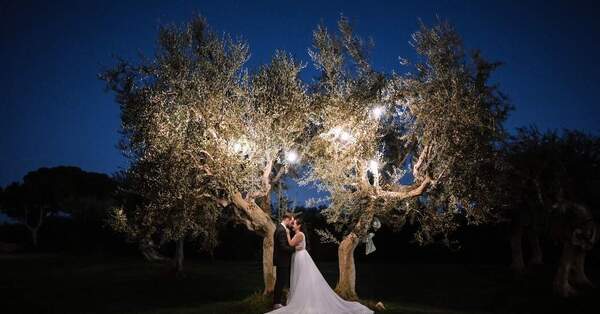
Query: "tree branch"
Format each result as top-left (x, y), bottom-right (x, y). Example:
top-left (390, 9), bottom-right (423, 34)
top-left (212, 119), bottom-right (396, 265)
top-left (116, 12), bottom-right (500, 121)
top-left (36, 207), bottom-right (44, 229)
top-left (20, 206), bottom-right (34, 231)
top-left (230, 191), bottom-right (273, 236)
top-left (357, 160), bottom-right (371, 191)
top-left (378, 176), bottom-right (432, 200)
top-left (199, 193), bottom-right (230, 207)
top-left (271, 164), bottom-right (287, 185)
top-left (248, 154), bottom-right (275, 200)
top-left (412, 144), bottom-right (432, 180)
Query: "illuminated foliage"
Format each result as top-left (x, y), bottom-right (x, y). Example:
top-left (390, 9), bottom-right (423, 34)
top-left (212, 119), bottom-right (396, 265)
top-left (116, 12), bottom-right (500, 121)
top-left (103, 15), bottom-right (511, 296)
top-left (300, 18), bottom-right (511, 299)
top-left (303, 18), bottom-right (510, 245)
top-left (102, 16), bottom-right (310, 286)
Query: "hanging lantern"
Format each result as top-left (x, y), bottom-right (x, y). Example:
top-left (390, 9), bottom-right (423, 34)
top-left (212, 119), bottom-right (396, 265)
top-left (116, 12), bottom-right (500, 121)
top-left (364, 217), bottom-right (382, 255)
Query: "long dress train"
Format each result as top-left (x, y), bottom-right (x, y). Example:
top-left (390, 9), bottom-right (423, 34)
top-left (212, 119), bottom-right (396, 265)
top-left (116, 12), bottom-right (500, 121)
top-left (266, 233), bottom-right (373, 314)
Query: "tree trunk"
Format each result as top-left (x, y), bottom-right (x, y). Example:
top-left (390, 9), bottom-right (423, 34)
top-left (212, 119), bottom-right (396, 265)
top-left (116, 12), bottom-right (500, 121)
top-left (263, 229), bottom-right (276, 295)
top-left (257, 194), bottom-right (272, 214)
top-left (174, 238), bottom-right (184, 276)
top-left (510, 224), bottom-right (525, 272)
top-left (30, 227), bottom-right (39, 248)
top-left (573, 250), bottom-right (593, 287)
top-left (23, 207), bottom-right (43, 248)
top-left (335, 232), bottom-right (360, 301)
top-left (230, 192), bottom-right (277, 295)
top-left (554, 243), bottom-right (577, 297)
top-left (334, 199), bottom-right (375, 301)
top-left (527, 229), bottom-right (543, 265)
top-left (256, 195), bottom-right (276, 294)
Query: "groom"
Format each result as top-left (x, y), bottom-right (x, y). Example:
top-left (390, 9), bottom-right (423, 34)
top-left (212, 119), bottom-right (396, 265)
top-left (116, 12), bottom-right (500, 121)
top-left (272, 212), bottom-right (296, 309)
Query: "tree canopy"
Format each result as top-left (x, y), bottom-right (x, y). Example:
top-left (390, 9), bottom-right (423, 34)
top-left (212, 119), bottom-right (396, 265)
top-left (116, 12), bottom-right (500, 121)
top-left (0, 166), bottom-right (116, 247)
top-left (102, 15), bottom-right (512, 297)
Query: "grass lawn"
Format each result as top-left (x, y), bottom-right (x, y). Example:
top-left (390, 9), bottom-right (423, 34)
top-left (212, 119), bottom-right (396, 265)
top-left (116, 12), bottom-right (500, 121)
top-left (1, 254), bottom-right (598, 313)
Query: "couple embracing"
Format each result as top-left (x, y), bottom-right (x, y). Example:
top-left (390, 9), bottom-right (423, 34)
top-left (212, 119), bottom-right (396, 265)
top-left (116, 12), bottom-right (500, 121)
top-left (267, 213), bottom-right (373, 314)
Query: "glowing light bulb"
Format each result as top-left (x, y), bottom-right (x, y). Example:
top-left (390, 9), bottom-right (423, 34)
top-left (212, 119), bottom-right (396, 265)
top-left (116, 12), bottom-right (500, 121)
top-left (285, 150), bottom-right (299, 163)
top-left (320, 126), bottom-right (355, 147)
top-left (340, 131), bottom-right (352, 142)
top-left (371, 106), bottom-right (385, 119)
top-left (232, 142), bottom-right (242, 153)
top-left (368, 160), bottom-right (379, 173)
top-left (229, 138), bottom-right (253, 156)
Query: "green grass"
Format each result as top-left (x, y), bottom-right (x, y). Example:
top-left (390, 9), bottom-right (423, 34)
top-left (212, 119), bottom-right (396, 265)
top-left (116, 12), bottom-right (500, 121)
top-left (0, 254), bottom-right (598, 313)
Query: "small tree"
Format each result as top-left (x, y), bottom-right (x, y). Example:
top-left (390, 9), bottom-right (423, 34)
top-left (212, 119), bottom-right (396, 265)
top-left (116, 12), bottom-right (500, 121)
top-left (302, 18), bottom-right (510, 300)
top-left (0, 167), bottom-right (115, 248)
top-left (2, 182), bottom-right (47, 247)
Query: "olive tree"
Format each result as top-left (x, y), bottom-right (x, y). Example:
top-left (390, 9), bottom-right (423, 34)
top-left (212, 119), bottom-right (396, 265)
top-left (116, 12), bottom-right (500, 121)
top-left (102, 16), bottom-right (310, 289)
top-left (201, 50), bottom-right (310, 293)
top-left (301, 18), bottom-right (511, 300)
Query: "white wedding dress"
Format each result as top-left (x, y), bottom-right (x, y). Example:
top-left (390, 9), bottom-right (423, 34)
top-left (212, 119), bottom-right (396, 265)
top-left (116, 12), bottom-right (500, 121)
top-left (266, 233), bottom-right (373, 314)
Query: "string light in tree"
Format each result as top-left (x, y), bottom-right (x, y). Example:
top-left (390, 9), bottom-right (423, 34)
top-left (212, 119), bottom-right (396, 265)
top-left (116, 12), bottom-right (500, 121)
top-left (285, 150), bottom-right (300, 164)
top-left (321, 126), bottom-right (355, 147)
top-left (229, 138), bottom-right (253, 157)
top-left (368, 159), bottom-right (379, 174)
top-left (370, 105), bottom-right (386, 120)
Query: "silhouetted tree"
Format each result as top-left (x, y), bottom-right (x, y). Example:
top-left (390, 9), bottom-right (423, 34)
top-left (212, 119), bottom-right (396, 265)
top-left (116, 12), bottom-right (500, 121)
top-left (500, 127), bottom-right (599, 297)
top-left (0, 167), bottom-right (116, 248)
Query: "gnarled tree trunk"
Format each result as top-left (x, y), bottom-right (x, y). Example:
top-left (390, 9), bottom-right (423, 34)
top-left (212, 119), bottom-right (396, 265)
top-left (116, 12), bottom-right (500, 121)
top-left (257, 195), bottom-right (276, 294)
top-left (263, 227), bottom-right (276, 294)
top-left (231, 191), bottom-right (277, 295)
top-left (335, 200), bottom-right (375, 301)
top-left (334, 232), bottom-right (360, 300)
top-left (333, 177), bottom-right (430, 301)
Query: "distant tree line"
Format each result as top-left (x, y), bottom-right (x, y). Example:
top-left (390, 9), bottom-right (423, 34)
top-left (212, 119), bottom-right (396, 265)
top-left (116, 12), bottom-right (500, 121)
top-left (0, 166), bottom-right (122, 253)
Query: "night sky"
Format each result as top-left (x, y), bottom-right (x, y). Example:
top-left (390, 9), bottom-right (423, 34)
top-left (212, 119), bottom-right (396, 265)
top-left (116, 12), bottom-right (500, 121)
top-left (1, 0), bottom-right (599, 204)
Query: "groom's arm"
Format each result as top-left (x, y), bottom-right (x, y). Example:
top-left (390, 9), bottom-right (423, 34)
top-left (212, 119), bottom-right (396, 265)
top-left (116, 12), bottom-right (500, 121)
top-left (276, 228), bottom-right (295, 253)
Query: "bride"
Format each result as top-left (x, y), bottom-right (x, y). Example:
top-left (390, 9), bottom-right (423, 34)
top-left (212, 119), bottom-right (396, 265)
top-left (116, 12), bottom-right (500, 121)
top-left (266, 217), bottom-right (373, 314)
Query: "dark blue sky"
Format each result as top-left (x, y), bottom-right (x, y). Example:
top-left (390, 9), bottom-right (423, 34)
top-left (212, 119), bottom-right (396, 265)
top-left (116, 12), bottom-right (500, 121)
top-left (1, 0), bottom-right (599, 205)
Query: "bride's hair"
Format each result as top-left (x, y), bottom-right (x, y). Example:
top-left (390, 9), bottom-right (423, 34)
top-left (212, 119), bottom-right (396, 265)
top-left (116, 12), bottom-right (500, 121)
top-left (294, 217), bottom-right (304, 231)
top-left (294, 217), bottom-right (310, 251)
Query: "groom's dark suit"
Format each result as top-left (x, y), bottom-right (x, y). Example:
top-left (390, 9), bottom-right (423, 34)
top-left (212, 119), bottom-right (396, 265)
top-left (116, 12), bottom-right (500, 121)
top-left (273, 222), bottom-right (295, 306)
